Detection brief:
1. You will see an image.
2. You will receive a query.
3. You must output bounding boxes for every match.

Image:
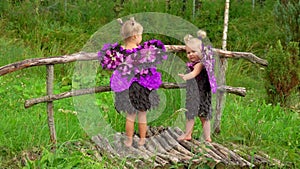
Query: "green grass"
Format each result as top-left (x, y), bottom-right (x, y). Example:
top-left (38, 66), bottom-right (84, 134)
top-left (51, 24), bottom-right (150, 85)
top-left (0, 0), bottom-right (299, 168)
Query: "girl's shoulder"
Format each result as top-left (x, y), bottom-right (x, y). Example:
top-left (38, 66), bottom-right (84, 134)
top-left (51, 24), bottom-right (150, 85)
top-left (187, 60), bottom-right (201, 68)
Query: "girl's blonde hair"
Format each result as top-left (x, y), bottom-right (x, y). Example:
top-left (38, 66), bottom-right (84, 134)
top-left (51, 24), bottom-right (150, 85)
top-left (184, 30), bottom-right (207, 57)
top-left (117, 17), bottom-right (143, 40)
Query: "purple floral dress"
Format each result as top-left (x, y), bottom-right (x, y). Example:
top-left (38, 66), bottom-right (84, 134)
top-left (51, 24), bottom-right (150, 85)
top-left (98, 40), bottom-right (167, 114)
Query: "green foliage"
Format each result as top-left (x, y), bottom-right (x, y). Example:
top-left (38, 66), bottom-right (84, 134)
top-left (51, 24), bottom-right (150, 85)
top-left (218, 94), bottom-right (300, 168)
top-left (274, 0), bottom-right (300, 43)
top-left (265, 40), bottom-right (299, 107)
top-left (0, 0), bottom-right (299, 168)
top-left (23, 140), bottom-right (106, 169)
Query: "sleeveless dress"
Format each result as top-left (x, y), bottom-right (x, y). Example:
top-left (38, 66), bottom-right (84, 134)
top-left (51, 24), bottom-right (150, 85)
top-left (185, 61), bottom-right (212, 120)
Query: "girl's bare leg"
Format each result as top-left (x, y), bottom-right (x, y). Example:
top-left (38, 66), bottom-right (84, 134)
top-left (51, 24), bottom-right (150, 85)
top-left (177, 119), bottom-right (195, 141)
top-left (138, 111), bottom-right (147, 146)
top-left (200, 117), bottom-right (212, 142)
top-left (124, 113), bottom-right (136, 147)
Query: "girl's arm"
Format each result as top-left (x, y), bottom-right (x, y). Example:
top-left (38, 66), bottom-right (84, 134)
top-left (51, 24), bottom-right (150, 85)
top-left (178, 62), bottom-right (203, 81)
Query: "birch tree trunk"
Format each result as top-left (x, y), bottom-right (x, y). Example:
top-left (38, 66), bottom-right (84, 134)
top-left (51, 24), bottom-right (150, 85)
top-left (222, 0), bottom-right (230, 51)
top-left (192, 0), bottom-right (196, 19)
top-left (214, 0), bottom-right (230, 133)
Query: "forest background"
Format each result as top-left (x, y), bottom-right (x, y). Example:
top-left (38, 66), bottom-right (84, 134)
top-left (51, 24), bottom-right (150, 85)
top-left (0, 0), bottom-right (299, 168)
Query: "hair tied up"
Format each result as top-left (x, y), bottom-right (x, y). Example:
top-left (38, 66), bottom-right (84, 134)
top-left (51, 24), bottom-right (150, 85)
top-left (184, 34), bottom-right (193, 44)
top-left (197, 30), bottom-right (207, 40)
top-left (129, 17), bottom-right (135, 26)
top-left (117, 18), bottom-right (123, 25)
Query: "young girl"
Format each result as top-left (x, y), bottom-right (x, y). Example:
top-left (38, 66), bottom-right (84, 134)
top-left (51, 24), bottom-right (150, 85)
top-left (177, 30), bottom-right (217, 142)
top-left (98, 17), bottom-right (167, 147)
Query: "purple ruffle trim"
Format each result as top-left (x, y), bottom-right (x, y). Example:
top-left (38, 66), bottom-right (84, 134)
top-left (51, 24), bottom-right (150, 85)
top-left (187, 44), bottom-right (218, 94)
top-left (201, 45), bottom-right (217, 93)
top-left (110, 67), bottom-right (162, 92)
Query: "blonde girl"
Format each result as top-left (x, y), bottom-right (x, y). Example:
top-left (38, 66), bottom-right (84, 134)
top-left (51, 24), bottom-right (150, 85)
top-left (177, 30), bottom-right (217, 142)
top-left (100, 17), bottom-right (164, 147)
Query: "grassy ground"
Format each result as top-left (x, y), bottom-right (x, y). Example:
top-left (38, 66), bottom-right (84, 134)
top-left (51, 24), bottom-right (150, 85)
top-left (0, 0), bottom-right (299, 168)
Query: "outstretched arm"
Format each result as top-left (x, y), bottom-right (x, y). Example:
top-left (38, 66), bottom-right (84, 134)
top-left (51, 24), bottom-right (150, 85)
top-left (178, 63), bottom-right (203, 81)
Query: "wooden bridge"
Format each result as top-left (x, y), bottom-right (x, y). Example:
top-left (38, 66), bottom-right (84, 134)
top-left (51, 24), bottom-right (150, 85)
top-left (92, 126), bottom-right (282, 169)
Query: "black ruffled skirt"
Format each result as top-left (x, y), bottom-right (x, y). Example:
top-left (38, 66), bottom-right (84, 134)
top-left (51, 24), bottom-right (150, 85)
top-left (115, 82), bottom-right (160, 114)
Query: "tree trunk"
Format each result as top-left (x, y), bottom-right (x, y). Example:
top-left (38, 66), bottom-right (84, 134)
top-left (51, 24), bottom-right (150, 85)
top-left (214, 0), bottom-right (230, 134)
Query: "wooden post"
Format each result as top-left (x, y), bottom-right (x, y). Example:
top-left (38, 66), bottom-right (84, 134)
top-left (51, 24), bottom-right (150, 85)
top-left (46, 64), bottom-right (57, 146)
top-left (214, 0), bottom-right (230, 134)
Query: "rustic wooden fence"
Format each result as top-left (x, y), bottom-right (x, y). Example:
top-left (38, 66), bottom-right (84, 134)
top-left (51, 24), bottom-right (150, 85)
top-left (0, 45), bottom-right (278, 168)
top-left (0, 45), bottom-right (267, 145)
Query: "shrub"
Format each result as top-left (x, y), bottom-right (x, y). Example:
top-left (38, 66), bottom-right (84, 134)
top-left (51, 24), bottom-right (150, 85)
top-left (274, 0), bottom-right (300, 43)
top-left (265, 40), bottom-right (299, 107)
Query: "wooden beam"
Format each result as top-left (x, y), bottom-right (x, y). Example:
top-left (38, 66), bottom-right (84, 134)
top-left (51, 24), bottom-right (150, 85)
top-left (0, 48), bottom-right (267, 76)
top-left (213, 48), bottom-right (268, 66)
top-left (24, 86), bottom-right (111, 108)
top-left (219, 85), bottom-right (246, 97)
top-left (24, 83), bottom-right (245, 108)
top-left (165, 45), bottom-right (268, 66)
top-left (0, 52), bottom-right (97, 76)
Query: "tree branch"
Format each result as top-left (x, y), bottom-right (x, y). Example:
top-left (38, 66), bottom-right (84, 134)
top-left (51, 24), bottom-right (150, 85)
top-left (24, 83), bottom-right (246, 108)
top-left (165, 45), bottom-right (268, 66)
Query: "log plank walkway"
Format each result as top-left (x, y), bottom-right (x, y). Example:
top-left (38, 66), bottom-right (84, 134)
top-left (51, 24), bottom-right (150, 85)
top-left (92, 126), bottom-right (282, 169)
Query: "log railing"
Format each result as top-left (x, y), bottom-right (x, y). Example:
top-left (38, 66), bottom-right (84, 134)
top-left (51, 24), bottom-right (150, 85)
top-left (0, 45), bottom-right (267, 76)
top-left (0, 45), bottom-right (268, 144)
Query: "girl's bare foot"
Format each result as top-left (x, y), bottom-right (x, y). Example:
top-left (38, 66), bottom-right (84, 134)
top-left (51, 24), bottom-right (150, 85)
top-left (177, 134), bottom-right (192, 141)
top-left (205, 138), bottom-right (212, 143)
top-left (124, 137), bottom-right (133, 147)
top-left (138, 138), bottom-right (146, 146)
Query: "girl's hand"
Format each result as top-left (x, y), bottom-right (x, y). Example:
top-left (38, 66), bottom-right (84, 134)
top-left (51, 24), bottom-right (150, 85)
top-left (178, 73), bottom-right (186, 81)
top-left (178, 63), bottom-right (203, 81)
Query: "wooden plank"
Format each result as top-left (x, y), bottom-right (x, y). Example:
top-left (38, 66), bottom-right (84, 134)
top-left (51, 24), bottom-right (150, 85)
top-left (133, 136), bottom-right (168, 169)
top-left (145, 136), bottom-right (181, 164)
top-left (92, 135), bottom-right (118, 157)
top-left (161, 129), bottom-right (194, 156)
top-left (173, 127), bottom-right (227, 167)
top-left (211, 142), bottom-right (254, 168)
